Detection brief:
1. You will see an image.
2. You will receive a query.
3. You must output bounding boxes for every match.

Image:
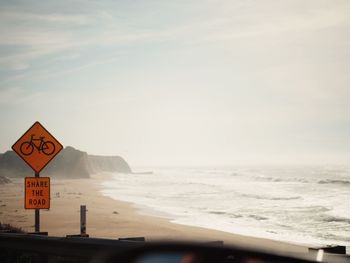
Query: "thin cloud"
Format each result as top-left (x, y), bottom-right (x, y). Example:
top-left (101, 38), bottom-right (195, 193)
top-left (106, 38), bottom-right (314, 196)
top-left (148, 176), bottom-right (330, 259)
top-left (0, 87), bottom-right (44, 106)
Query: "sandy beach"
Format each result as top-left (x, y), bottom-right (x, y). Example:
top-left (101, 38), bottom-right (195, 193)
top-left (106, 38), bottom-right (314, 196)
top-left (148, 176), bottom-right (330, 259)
top-left (0, 173), bottom-right (308, 254)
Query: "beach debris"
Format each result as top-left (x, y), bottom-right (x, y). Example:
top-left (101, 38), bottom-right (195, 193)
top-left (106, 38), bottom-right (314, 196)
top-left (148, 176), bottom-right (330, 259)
top-left (113, 211), bottom-right (119, 214)
top-left (68, 192), bottom-right (83, 195)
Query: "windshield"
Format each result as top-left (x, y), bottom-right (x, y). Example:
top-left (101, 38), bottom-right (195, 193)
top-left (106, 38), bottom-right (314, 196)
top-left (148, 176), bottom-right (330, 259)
top-left (0, 0), bottom-right (349, 256)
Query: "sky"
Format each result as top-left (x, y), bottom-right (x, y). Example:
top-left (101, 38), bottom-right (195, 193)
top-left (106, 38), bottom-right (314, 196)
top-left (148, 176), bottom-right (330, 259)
top-left (1, 0), bottom-right (350, 166)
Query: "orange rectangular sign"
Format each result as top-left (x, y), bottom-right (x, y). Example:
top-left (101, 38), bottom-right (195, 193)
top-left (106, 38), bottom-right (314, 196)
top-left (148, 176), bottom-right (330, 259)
top-left (25, 177), bottom-right (50, 209)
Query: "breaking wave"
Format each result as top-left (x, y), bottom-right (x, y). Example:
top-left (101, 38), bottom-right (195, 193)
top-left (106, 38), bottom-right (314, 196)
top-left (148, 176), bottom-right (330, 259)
top-left (101, 166), bottom-right (350, 247)
top-left (318, 179), bottom-right (350, 186)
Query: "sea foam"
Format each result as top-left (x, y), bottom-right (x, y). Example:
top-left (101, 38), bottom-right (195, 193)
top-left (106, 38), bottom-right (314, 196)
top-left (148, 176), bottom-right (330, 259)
top-left (101, 166), bottom-right (350, 247)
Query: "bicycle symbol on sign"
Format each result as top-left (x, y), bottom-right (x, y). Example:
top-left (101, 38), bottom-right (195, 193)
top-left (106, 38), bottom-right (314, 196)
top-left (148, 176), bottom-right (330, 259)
top-left (20, 134), bottom-right (56, 156)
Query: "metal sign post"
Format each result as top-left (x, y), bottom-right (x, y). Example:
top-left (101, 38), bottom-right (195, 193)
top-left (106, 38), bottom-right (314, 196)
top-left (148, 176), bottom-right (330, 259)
top-left (80, 205), bottom-right (86, 236)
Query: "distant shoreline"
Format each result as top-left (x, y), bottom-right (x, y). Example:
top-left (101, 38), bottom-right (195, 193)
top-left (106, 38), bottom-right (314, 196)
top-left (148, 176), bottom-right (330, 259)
top-left (131, 171), bottom-right (153, 175)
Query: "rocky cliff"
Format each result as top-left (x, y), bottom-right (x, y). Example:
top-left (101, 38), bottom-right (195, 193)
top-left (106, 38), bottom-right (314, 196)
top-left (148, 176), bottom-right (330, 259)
top-left (0, 146), bottom-right (131, 178)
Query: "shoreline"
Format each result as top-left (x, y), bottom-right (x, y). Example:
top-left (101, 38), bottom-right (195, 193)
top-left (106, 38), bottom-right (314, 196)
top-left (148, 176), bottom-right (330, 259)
top-left (0, 174), bottom-right (309, 254)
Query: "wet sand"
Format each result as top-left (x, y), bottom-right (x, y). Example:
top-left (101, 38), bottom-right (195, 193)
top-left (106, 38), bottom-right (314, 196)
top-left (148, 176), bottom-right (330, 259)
top-left (0, 174), bottom-right (308, 254)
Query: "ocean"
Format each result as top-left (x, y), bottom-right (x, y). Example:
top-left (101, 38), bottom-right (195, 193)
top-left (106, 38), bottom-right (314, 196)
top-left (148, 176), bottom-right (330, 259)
top-left (101, 166), bottom-right (350, 247)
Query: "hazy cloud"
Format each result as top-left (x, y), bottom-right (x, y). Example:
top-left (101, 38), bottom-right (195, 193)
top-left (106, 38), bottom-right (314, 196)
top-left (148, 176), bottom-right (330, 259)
top-left (1, 0), bottom-right (350, 165)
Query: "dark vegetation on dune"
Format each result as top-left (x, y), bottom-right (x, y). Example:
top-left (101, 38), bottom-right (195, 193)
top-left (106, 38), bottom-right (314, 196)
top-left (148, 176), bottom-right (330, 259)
top-left (0, 146), bottom-right (131, 178)
top-left (0, 223), bottom-right (25, 233)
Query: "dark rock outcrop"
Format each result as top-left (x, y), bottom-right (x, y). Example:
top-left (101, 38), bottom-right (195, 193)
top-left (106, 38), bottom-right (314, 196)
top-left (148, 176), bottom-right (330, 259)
top-left (0, 146), bottom-right (131, 178)
top-left (0, 151), bottom-right (32, 177)
top-left (0, 176), bottom-right (11, 184)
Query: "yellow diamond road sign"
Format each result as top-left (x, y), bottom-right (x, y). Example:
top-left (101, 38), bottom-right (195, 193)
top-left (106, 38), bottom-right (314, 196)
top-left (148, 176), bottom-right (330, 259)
top-left (12, 122), bottom-right (63, 173)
